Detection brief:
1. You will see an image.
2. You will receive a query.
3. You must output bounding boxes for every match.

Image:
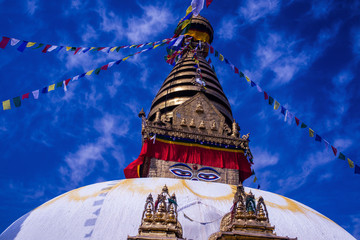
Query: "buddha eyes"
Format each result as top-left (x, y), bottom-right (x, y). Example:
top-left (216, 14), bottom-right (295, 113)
top-left (197, 172), bottom-right (220, 181)
top-left (170, 168), bottom-right (193, 178)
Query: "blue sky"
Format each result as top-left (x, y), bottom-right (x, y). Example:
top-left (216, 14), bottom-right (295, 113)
top-left (0, 0), bottom-right (359, 237)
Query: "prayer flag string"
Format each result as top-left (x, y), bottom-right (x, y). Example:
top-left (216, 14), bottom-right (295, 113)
top-left (0, 35), bottom-right (174, 55)
top-left (1, 41), bottom-right (170, 112)
top-left (207, 43), bottom-right (360, 175)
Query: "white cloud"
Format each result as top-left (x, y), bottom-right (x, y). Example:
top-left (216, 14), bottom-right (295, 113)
top-left (81, 24), bottom-right (99, 43)
top-left (252, 146), bottom-right (279, 169)
top-left (26, 0), bottom-right (38, 15)
top-left (351, 216), bottom-right (360, 239)
top-left (217, 15), bottom-right (240, 41)
top-left (238, 0), bottom-right (281, 24)
top-left (59, 114), bottom-right (129, 186)
top-left (309, 0), bottom-right (334, 19)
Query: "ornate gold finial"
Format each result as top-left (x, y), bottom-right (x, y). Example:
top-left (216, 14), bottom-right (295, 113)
top-left (128, 185), bottom-right (184, 240)
top-left (198, 120), bottom-right (206, 129)
top-left (196, 101), bottom-right (204, 113)
top-left (180, 118), bottom-right (187, 126)
top-left (189, 118), bottom-right (196, 128)
top-left (138, 108), bottom-right (146, 118)
top-left (231, 119), bottom-right (240, 138)
top-left (209, 185), bottom-right (297, 240)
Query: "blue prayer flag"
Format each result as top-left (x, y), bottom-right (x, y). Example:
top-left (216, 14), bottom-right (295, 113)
top-left (17, 41), bottom-right (28, 52)
top-left (315, 134), bottom-right (322, 142)
top-left (42, 87), bottom-right (48, 93)
top-left (251, 81), bottom-right (256, 87)
top-left (355, 164), bottom-right (360, 174)
top-left (281, 106), bottom-right (286, 115)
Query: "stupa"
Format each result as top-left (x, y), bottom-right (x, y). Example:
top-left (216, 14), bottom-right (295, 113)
top-left (0, 14), bottom-right (355, 240)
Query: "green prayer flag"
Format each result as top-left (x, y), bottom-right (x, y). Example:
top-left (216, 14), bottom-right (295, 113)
top-left (269, 96), bottom-right (274, 105)
top-left (13, 96), bottom-right (21, 107)
top-left (56, 81), bottom-right (63, 88)
top-left (301, 123), bottom-right (307, 128)
top-left (215, 50), bottom-right (219, 57)
top-left (338, 152), bottom-right (346, 160)
top-left (239, 72), bottom-right (245, 78)
top-left (71, 47), bottom-right (76, 51)
top-left (115, 47), bottom-right (121, 52)
top-left (34, 43), bottom-right (44, 49)
top-left (94, 68), bottom-right (101, 75)
top-left (168, 198), bottom-right (178, 206)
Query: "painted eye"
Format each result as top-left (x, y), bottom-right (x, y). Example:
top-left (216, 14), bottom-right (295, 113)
top-left (170, 168), bottom-right (192, 178)
top-left (197, 172), bottom-right (220, 181)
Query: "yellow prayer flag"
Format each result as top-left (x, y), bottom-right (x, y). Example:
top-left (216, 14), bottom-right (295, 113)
top-left (275, 101), bottom-right (281, 110)
top-left (253, 176), bottom-right (257, 183)
top-left (181, 19), bottom-right (191, 30)
top-left (86, 70), bottom-right (94, 76)
top-left (153, 44), bottom-right (161, 49)
top-left (48, 84), bottom-right (55, 92)
top-left (309, 128), bottom-right (314, 137)
top-left (348, 158), bottom-right (354, 168)
top-left (66, 46), bottom-right (71, 51)
top-left (245, 76), bottom-right (251, 82)
top-left (110, 47), bottom-right (117, 52)
top-left (122, 56), bottom-right (129, 61)
top-left (26, 42), bottom-right (36, 47)
top-left (219, 54), bottom-right (224, 61)
top-left (2, 100), bottom-right (11, 110)
top-left (89, 47), bottom-right (96, 51)
top-left (186, 5), bottom-right (193, 15)
top-left (130, 45), bottom-right (137, 48)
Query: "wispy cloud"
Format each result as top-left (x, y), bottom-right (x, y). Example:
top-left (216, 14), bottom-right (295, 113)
top-left (309, 0), bottom-right (334, 19)
top-left (217, 15), bottom-right (240, 41)
top-left (26, 0), bottom-right (38, 15)
top-left (238, 0), bottom-right (281, 24)
top-left (252, 146), bottom-right (279, 169)
top-left (59, 114), bottom-right (129, 187)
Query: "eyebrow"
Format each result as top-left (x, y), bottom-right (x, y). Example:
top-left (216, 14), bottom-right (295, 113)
top-left (170, 163), bottom-right (192, 170)
top-left (197, 167), bottom-right (220, 175)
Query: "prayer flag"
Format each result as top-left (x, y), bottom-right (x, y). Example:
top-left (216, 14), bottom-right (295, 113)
top-left (281, 106), bottom-right (286, 115)
top-left (122, 56), bottom-right (129, 61)
top-left (286, 111), bottom-right (294, 124)
top-left (348, 158), bottom-right (354, 168)
top-left (42, 44), bottom-right (51, 53)
top-left (55, 46), bottom-right (63, 52)
top-left (338, 152), bottom-right (345, 160)
top-left (355, 164), bottom-right (360, 174)
top-left (47, 45), bottom-right (58, 52)
top-left (34, 43), bottom-right (44, 49)
top-left (295, 117), bottom-right (300, 126)
top-left (22, 93), bottom-right (29, 100)
top-left (108, 61), bottom-right (116, 68)
top-left (86, 70), bottom-right (94, 75)
top-left (210, 46), bottom-right (214, 54)
top-left (324, 140), bottom-right (329, 149)
top-left (309, 128), bottom-right (314, 137)
top-left (245, 76), bottom-right (250, 82)
top-left (94, 68), bottom-right (101, 75)
top-left (56, 81), bottom-right (63, 88)
top-left (274, 100), bottom-right (280, 110)
top-left (331, 146), bottom-right (337, 156)
top-left (215, 50), bottom-right (219, 57)
top-left (65, 78), bottom-right (71, 85)
top-left (225, 58), bottom-right (229, 64)
top-left (74, 47), bottom-right (82, 54)
top-left (301, 122), bottom-right (307, 128)
top-left (0, 36), bottom-right (10, 49)
top-left (253, 176), bottom-right (257, 183)
top-left (206, 0), bottom-right (213, 7)
top-left (101, 64), bottom-right (108, 70)
top-left (264, 91), bottom-right (269, 100)
top-left (219, 54), bottom-right (224, 61)
top-left (48, 84), bottom-right (55, 92)
top-left (66, 46), bottom-right (71, 51)
top-left (315, 134), bottom-right (322, 142)
top-left (250, 81), bottom-right (256, 87)
top-left (257, 184), bottom-right (260, 189)
top-left (239, 71), bottom-right (245, 78)
top-left (11, 38), bottom-right (20, 46)
top-left (191, 0), bottom-right (205, 16)
top-left (17, 41), bottom-right (28, 52)
top-left (256, 85), bottom-right (262, 93)
top-left (208, 58), bottom-right (212, 64)
top-left (13, 96), bottom-right (21, 107)
top-left (234, 67), bottom-right (239, 74)
top-left (72, 75), bottom-right (79, 81)
top-left (2, 100), bottom-right (10, 110)
top-left (82, 47), bottom-right (91, 53)
top-left (26, 42), bottom-right (36, 47)
top-left (269, 96), bottom-right (274, 105)
top-left (32, 90), bottom-right (39, 99)
top-left (42, 87), bottom-right (48, 93)
top-left (110, 47), bottom-right (117, 52)
top-left (186, 5), bottom-right (193, 15)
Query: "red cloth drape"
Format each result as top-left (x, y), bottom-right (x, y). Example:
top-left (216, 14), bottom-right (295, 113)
top-left (124, 139), bottom-right (252, 181)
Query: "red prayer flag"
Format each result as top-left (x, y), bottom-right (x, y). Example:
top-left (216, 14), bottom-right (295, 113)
top-left (101, 64), bottom-right (108, 70)
top-left (65, 78), bottom-right (71, 86)
top-left (208, 58), bottom-right (212, 64)
top-left (22, 93), bottom-right (30, 100)
top-left (0, 36), bottom-right (10, 49)
top-left (295, 117), bottom-right (300, 126)
top-left (74, 47), bottom-right (82, 55)
top-left (235, 67), bottom-right (239, 74)
top-left (331, 146), bottom-right (337, 156)
top-left (210, 46), bottom-right (214, 54)
top-left (206, 0), bottom-right (213, 7)
top-left (42, 44), bottom-right (51, 53)
top-left (97, 47), bottom-right (105, 51)
top-left (264, 91), bottom-right (269, 100)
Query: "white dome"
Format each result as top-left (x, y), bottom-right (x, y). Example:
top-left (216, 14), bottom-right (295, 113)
top-left (0, 178), bottom-right (355, 240)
